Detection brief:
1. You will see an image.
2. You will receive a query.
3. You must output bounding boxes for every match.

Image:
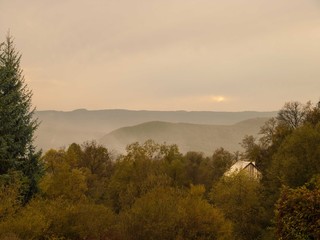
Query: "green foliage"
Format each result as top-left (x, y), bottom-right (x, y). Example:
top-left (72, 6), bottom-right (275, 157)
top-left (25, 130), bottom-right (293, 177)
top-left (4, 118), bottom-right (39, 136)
top-left (240, 135), bottom-right (261, 161)
top-left (78, 141), bottom-right (113, 202)
top-left (178, 185), bottom-right (233, 240)
top-left (305, 101), bottom-right (320, 126)
top-left (79, 141), bottom-right (112, 178)
top-left (0, 35), bottom-right (41, 202)
top-left (183, 151), bottom-right (205, 185)
top-left (119, 187), bottom-right (181, 240)
top-left (210, 173), bottom-right (268, 240)
top-left (40, 149), bottom-right (87, 201)
top-left (106, 141), bottom-right (174, 212)
top-left (275, 177), bottom-right (320, 240)
top-left (271, 123), bottom-right (320, 188)
top-left (106, 140), bottom-right (235, 213)
top-left (211, 147), bottom-right (235, 182)
top-left (234, 100), bottom-right (320, 239)
top-left (40, 142), bottom-right (114, 203)
top-left (120, 186), bottom-right (233, 240)
top-left (0, 172), bottom-right (22, 220)
top-left (276, 101), bottom-right (310, 130)
top-left (0, 198), bottom-right (116, 240)
top-left (40, 167), bottom-right (88, 202)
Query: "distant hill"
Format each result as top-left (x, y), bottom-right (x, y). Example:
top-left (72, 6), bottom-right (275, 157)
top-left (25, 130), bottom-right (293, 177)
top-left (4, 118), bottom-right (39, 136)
top-left (34, 109), bottom-right (276, 152)
top-left (100, 118), bottom-right (269, 156)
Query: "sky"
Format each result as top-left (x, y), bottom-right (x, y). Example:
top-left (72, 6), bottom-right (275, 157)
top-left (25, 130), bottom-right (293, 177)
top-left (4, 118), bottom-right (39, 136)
top-left (1, 0), bottom-right (320, 111)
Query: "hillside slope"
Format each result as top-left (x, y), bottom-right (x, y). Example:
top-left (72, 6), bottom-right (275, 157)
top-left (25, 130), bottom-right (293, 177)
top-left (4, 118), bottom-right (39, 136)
top-left (34, 109), bottom-right (276, 151)
top-left (100, 118), bottom-right (269, 156)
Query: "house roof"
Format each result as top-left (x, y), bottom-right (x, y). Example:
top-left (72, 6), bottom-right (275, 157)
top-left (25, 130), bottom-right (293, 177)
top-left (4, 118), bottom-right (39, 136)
top-left (225, 160), bottom-right (257, 176)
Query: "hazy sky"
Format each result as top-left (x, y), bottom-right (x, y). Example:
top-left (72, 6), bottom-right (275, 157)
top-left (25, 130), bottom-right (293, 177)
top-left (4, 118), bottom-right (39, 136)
top-left (1, 0), bottom-right (320, 111)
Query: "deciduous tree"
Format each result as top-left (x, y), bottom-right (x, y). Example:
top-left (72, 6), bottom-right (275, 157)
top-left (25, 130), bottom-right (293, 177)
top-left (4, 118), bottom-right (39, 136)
top-left (210, 173), bottom-right (267, 240)
top-left (275, 177), bottom-right (320, 240)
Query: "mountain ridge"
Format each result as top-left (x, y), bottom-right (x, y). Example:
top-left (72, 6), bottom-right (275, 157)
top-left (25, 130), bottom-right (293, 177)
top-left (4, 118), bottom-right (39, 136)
top-left (99, 117), bottom-right (269, 156)
top-left (34, 109), bottom-right (276, 152)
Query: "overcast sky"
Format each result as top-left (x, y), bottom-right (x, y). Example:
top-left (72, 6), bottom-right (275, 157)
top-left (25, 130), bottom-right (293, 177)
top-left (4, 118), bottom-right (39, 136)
top-left (1, 0), bottom-right (320, 111)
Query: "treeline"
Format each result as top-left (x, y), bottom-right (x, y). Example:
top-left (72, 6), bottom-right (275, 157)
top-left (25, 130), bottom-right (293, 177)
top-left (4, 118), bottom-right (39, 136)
top-left (1, 35), bottom-right (320, 239)
top-left (0, 140), bottom-right (236, 239)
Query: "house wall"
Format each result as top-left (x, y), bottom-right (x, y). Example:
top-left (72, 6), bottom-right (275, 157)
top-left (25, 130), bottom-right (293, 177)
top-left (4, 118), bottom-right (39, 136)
top-left (244, 164), bottom-right (261, 179)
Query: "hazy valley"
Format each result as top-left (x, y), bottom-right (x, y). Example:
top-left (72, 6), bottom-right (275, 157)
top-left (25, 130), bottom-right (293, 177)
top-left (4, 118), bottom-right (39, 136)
top-left (34, 109), bottom-right (276, 154)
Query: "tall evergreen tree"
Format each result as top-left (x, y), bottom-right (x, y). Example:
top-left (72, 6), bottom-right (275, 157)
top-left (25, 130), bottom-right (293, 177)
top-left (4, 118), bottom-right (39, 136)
top-left (0, 34), bottom-right (41, 201)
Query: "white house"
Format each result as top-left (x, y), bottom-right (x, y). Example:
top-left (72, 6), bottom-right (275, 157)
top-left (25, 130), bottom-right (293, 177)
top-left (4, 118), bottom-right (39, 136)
top-left (225, 160), bottom-right (261, 179)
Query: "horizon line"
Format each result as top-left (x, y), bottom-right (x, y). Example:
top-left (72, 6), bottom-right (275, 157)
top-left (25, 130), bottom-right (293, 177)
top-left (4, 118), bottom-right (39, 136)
top-left (35, 108), bottom-right (279, 113)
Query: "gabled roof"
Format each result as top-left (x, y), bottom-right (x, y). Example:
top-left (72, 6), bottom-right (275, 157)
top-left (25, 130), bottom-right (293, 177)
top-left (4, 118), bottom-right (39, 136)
top-left (230, 160), bottom-right (255, 172)
top-left (225, 160), bottom-right (257, 176)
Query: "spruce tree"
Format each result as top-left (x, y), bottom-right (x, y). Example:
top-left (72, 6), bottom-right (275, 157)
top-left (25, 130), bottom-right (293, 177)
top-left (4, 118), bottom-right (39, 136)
top-left (0, 35), bottom-right (41, 201)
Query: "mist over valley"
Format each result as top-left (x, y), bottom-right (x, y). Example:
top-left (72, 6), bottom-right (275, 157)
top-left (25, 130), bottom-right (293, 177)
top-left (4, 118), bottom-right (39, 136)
top-left (34, 109), bottom-right (276, 155)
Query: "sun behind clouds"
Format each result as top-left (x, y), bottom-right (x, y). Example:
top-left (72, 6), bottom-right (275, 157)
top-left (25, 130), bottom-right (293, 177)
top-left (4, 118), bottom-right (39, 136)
top-left (210, 96), bottom-right (226, 103)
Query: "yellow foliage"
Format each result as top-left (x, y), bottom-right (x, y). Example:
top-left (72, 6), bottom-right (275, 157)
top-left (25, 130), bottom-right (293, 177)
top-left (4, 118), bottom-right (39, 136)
top-left (0, 197), bottom-right (116, 240)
